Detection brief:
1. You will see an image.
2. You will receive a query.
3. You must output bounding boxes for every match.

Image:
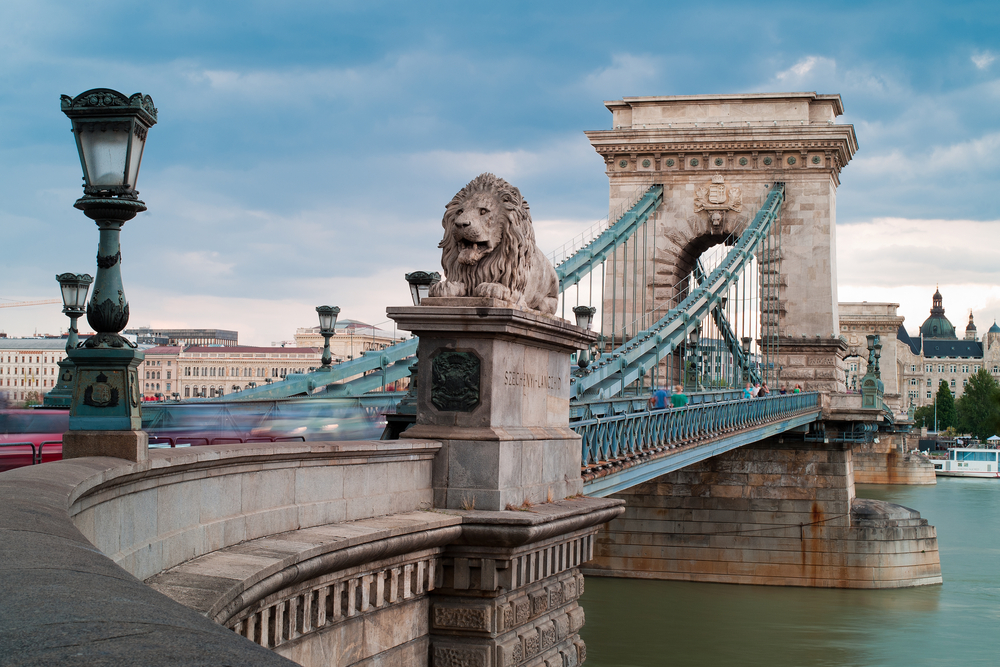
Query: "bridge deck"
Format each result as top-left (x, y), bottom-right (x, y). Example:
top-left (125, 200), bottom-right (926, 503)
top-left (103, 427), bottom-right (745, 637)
top-left (578, 392), bottom-right (821, 497)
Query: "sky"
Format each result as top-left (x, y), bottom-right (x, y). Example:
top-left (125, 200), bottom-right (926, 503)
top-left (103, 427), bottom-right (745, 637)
top-left (1, 1), bottom-right (998, 345)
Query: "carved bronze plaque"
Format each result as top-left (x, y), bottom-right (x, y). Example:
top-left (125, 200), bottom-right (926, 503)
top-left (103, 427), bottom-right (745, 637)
top-left (431, 351), bottom-right (481, 412)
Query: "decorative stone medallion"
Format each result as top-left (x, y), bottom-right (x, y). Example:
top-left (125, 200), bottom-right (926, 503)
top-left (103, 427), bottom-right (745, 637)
top-left (690, 158), bottom-right (699, 166)
top-left (642, 159), bottom-right (651, 168)
top-left (714, 158), bottom-right (723, 166)
top-left (763, 156), bottom-right (773, 166)
top-left (787, 156), bottom-right (797, 165)
top-left (812, 155), bottom-right (822, 164)
top-left (431, 351), bottom-right (481, 412)
top-left (618, 159), bottom-right (628, 168)
top-left (666, 158), bottom-right (675, 167)
top-left (739, 157), bottom-right (748, 166)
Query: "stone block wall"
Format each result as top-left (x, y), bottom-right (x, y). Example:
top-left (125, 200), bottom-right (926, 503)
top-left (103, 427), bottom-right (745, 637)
top-left (852, 436), bottom-right (936, 485)
top-left (586, 437), bottom-right (941, 588)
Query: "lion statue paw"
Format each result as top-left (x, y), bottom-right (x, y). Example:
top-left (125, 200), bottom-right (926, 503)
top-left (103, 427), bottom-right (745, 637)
top-left (430, 173), bottom-right (559, 315)
top-left (429, 280), bottom-right (466, 298)
top-left (473, 282), bottom-right (513, 301)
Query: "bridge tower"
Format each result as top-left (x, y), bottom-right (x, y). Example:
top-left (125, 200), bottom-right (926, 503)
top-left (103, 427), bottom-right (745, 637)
top-left (586, 93), bottom-right (857, 392)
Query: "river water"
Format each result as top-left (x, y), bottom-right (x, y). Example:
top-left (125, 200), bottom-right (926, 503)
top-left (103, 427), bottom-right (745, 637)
top-left (580, 478), bottom-right (1000, 666)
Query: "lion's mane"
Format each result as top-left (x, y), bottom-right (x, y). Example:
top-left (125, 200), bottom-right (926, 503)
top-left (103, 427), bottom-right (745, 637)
top-left (438, 173), bottom-right (534, 298)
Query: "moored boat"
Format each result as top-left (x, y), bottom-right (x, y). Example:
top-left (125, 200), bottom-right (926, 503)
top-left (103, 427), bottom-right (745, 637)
top-left (933, 446), bottom-right (1000, 478)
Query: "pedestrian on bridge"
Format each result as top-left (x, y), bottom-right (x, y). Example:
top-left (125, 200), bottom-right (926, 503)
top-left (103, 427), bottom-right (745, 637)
top-left (670, 384), bottom-right (688, 407)
top-left (758, 382), bottom-right (770, 397)
top-left (743, 383), bottom-right (754, 399)
top-left (648, 386), bottom-right (669, 410)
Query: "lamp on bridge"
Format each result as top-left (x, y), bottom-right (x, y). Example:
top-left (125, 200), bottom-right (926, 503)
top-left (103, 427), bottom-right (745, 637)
top-left (687, 326), bottom-right (701, 390)
top-left (741, 336), bottom-right (752, 383)
top-left (572, 306), bottom-right (597, 369)
top-left (405, 271), bottom-right (441, 306)
top-left (316, 305), bottom-right (341, 371)
top-left (45, 273), bottom-right (93, 407)
top-left (59, 88), bottom-right (157, 461)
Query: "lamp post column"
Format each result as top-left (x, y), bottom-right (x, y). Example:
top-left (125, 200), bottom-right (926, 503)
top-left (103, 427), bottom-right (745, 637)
top-left (59, 88), bottom-right (158, 462)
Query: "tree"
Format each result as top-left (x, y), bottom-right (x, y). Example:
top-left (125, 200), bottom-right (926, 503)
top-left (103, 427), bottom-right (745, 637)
top-left (956, 368), bottom-right (1000, 440)
top-left (913, 404), bottom-right (934, 428)
top-left (933, 381), bottom-right (956, 431)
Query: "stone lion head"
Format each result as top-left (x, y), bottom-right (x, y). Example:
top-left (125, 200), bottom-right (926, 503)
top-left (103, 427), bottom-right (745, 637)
top-left (429, 173), bottom-right (558, 314)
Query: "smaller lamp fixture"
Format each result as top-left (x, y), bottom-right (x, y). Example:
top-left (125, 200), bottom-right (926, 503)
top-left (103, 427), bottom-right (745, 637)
top-left (740, 336), bottom-right (752, 355)
top-left (405, 271), bottom-right (441, 306)
top-left (572, 305), bottom-right (597, 331)
top-left (56, 273), bottom-right (93, 314)
top-left (688, 327), bottom-right (701, 347)
top-left (316, 305), bottom-right (341, 370)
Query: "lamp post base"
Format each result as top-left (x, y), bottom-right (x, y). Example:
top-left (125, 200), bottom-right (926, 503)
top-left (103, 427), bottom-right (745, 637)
top-left (62, 430), bottom-right (148, 462)
top-left (43, 359), bottom-right (76, 407)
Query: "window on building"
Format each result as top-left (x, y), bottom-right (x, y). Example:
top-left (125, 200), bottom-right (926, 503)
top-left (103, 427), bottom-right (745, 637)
top-left (910, 378), bottom-right (917, 386)
top-left (963, 379), bottom-right (968, 387)
top-left (166, 371), bottom-right (171, 379)
top-left (950, 365), bottom-right (957, 373)
top-left (184, 387), bottom-right (190, 397)
top-left (210, 367), bottom-right (216, 377)
top-left (927, 378), bottom-right (932, 387)
top-left (185, 367), bottom-right (191, 376)
top-left (951, 379), bottom-right (956, 387)
top-left (994, 366), bottom-right (999, 374)
top-left (974, 365), bottom-right (981, 372)
top-left (166, 383), bottom-right (170, 391)
top-left (911, 364), bottom-right (916, 372)
top-left (926, 364), bottom-right (932, 372)
top-left (962, 365), bottom-right (969, 373)
top-left (939, 365), bottom-right (945, 373)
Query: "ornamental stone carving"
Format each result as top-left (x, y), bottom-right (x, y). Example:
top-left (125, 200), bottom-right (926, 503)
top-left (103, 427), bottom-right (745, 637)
top-left (431, 351), bottom-right (481, 412)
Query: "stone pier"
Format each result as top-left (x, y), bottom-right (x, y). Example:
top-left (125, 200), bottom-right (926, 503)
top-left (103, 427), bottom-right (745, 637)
top-left (585, 435), bottom-right (941, 588)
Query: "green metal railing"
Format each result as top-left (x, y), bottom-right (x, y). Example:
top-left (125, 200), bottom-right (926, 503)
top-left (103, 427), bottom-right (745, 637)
top-left (577, 390), bottom-right (820, 471)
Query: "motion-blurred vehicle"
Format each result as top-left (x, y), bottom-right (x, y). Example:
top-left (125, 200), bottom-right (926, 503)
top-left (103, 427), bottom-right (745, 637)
top-left (0, 409), bottom-right (68, 472)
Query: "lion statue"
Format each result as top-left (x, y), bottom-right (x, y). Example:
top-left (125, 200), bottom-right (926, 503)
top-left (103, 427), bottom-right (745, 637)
top-left (428, 173), bottom-right (559, 315)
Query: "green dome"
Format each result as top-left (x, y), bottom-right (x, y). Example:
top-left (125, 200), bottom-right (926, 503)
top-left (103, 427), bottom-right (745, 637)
top-left (919, 288), bottom-right (957, 339)
top-left (990, 321), bottom-right (1000, 334)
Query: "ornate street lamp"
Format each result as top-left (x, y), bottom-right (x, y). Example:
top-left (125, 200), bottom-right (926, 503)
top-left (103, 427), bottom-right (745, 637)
top-left (572, 306), bottom-right (597, 369)
top-left (59, 88), bottom-right (157, 460)
top-left (316, 305), bottom-right (341, 371)
top-left (44, 272), bottom-right (93, 407)
top-left (405, 271), bottom-right (441, 307)
top-left (741, 336), bottom-right (752, 383)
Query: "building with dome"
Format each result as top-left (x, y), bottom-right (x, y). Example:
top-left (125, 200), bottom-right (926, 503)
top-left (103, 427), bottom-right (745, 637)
top-left (839, 289), bottom-right (1000, 413)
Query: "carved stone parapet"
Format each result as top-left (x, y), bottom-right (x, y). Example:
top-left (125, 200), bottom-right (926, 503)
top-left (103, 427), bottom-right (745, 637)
top-left (429, 498), bottom-right (622, 667)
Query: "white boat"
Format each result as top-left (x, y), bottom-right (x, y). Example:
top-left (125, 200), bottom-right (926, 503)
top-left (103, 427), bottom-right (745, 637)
top-left (933, 446), bottom-right (1000, 478)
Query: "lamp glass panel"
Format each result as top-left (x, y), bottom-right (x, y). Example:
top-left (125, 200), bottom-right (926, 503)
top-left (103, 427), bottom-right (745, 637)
top-left (59, 282), bottom-right (75, 309)
top-left (318, 312), bottom-right (334, 331)
top-left (126, 124), bottom-right (146, 189)
top-left (72, 282), bottom-right (90, 309)
top-left (77, 123), bottom-right (129, 186)
top-left (417, 284), bottom-right (431, 303)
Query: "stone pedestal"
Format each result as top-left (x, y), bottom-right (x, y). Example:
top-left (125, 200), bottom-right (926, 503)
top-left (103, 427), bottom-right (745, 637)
top-left (777, 337), bottom-right (848, 393)
top-left (388, 299), bottom-right (598, 511)
top-left (62, 429), bottom-right (148, 462)
top-left (388, 298), bottom-right (623, 666)
top-left (68, 346), bottom-right (144, 431)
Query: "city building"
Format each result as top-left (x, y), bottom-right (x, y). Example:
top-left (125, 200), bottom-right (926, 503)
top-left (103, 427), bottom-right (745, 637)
top-left (840, 290), bottom-right (1000, 413)
top-left (294, 319), bottom-right (406, 363)
top-left (0, 338), bottom-right (69, 405)
top-left (139, 345), bottom-right (321, 399)
top-left (125, 328), bottom-right (239, 347)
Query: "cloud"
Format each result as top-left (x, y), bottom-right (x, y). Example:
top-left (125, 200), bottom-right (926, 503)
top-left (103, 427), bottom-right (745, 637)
top-left (774, 56), bottom-right (837, 85)
top-left (581, 54), bottom-right (663, 98)
top-left (837, 217), bottom-right (1000, 334)
top-left (972, 51), bottom-right (996, 70)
